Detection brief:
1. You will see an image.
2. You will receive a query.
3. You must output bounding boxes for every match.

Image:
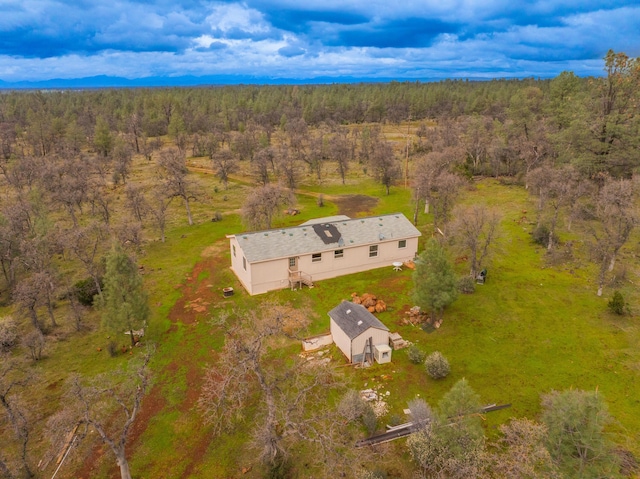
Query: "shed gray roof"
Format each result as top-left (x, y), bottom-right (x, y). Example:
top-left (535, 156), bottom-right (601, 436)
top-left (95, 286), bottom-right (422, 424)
top-left (329, 301), bottom-right (389, 340)
top-left (230, 213), bottom-right (421, 263)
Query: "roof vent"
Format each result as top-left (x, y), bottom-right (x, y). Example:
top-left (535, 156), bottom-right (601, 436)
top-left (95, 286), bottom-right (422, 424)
top-left (379, 233), bottom-right (385, 240)
top-left (346, 309), bottom-right (351, 314)
top-left (338, 238), bottom-right (345, 246)
top-left (357, 320), bottom-right (363, 325)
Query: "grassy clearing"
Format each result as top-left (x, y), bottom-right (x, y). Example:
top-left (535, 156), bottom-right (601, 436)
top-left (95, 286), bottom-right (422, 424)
top-left (5, 145), bottom-right (639, 477)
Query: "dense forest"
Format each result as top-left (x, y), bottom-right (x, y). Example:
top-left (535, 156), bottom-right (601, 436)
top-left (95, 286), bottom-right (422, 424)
top-left (0, 50), bottom-right (639, 478)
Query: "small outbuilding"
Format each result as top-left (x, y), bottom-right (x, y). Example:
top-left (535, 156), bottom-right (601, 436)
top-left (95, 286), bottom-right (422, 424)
top-left (329, 301), bottom-right (391, 364)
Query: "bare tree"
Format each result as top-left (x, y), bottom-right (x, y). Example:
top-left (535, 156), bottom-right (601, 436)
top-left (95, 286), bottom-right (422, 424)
top-left (370, 138), bottom-right (401, 195)
top-left (65, 222), bottom-right (108, 300)
top-left (157, 147), bottom-right (198, 225)
top-left (252, 147), bottom-right (273, 185)
top-left (124, 183), bottom-right (148, 223)
top-left (590, 178), bottom-right (636, 296)
top-left (0, 358), bottom-right (34, 478)
top-left (211, 150), bottom-right (238, 189)
top-left (527, 165), bottom-right (586, 250)
top-left (53, 352), bottom-right (152, 479)
top-left (241, 184), bottom-right (292, 230)
top-left (330, 128), bottom-right (352, 185)
top-left (110, 140), bottom-right (133, 185)
top-left (274, 146), bottom-right (300, 191)
top-left (199, 305), bottom-right (350, 474)
top-left (488, 418), bottom-right (558, 479)
top-left (450, 204), bottom-right (501, 278)
top-left (146, 187), bottom-right (172, 243)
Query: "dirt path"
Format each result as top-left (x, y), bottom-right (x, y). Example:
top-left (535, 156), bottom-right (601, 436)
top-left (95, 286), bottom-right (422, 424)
top-left (75, 245), bottom-right (228, 478)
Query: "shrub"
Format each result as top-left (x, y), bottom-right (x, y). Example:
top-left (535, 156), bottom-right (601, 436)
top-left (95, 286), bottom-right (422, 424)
top-left (362, 404), bottom-right (378, 435)
top-left (425, 351), bottom-right (451, 379)
top-left (531, 224), bottom-right (557, 247)
top-left (608, 291), bottom-right (628, 316)
top-left (107, 340), bottom-right (119, 357)
top-left (458, 275), bottom-right (476, 294)
top-left (407, 346), bottom-right (426, 364)
top-left (74, 278), bottom-right (102, 306)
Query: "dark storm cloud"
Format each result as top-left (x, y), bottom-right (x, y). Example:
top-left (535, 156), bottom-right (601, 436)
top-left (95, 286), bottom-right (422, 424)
top-left (0, 0), bottom-right (639, 83)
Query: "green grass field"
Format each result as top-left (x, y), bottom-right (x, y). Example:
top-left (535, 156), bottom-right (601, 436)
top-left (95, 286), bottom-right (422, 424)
top-left (5, 161), bottom-right (639, 477)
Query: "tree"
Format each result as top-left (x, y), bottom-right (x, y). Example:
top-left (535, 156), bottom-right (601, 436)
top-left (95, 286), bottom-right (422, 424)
top-left (369, 138), bottom-right (401, 195)
top-left (52, 352), bottom-right (152, 479)
top-left (527, 165), bottom-right (585, 251)
top-left (211, 150), bottom-right (238, 189)
top-left (147, 187), bottom-right (172, 243)
top-left (449, 204), bottom-right (500, 278)
top-left (590, 178), bottom-right (636, 296)
top-left (0, 358), bottom-right (34, 479)
top-left (412, 150), bottom-right (463, 227)
top-left (241, 184), bottom-right (292, 230)
top-left (94, 116), bottom-right (114, 157)
top-left (412, 239), bottom-right (458, 323)
top-left (199, 305), bottom-right (346, 474)
top-left (488, 418), bottom-right (558, 479)
top-left (100, 244), bottom-right (149, 347)
top-left (541, 389), bottom-right (619, 478)
top-left (407, 379), bottom-right (486, 479)
top-left (157, 147), bottom-right (198, 225)
top-left (330, 128), bottom-right (352, 185)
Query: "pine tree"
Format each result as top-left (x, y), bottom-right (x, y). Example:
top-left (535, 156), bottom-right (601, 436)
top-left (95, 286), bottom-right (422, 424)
top-left (412, 239), bottom-right (458, 323)
top-left (100, 245), bottom-right (149, 347)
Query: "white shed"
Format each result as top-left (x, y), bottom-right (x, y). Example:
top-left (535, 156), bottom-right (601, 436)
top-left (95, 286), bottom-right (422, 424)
top-left (329, 301), bottom-right (390, 364)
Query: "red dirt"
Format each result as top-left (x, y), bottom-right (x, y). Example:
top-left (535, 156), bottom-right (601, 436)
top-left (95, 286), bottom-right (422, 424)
top-left (74, 246), bottom-right (228, 478)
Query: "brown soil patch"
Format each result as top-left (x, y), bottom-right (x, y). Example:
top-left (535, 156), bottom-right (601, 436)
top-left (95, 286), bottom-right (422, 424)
top-left (75, 241), bottom-right (231, 478)
top-left (334, 194), bottom-right (379, 217)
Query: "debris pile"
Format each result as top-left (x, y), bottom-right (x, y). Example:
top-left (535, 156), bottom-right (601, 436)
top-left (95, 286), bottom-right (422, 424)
top-left (402, 306), bottom-right (442, 328)
top-left (351, 292), bottom-right (387, 313)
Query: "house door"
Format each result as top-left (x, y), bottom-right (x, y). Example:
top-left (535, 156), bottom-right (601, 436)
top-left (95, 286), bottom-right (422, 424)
top-left (288, 257), bottom-right (298, 271)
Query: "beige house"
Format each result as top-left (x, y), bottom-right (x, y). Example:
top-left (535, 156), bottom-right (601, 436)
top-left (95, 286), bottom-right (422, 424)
top-left (329, 301), bottom-right (391, 364)
top-left (227, 213), bottom-right (421, 295)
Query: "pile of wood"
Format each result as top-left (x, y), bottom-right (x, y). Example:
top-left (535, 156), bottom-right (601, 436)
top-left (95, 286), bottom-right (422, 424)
top-left (351, 292), bottom-right (387, 313)
top-left (402, 306), bottom-right (429, 326)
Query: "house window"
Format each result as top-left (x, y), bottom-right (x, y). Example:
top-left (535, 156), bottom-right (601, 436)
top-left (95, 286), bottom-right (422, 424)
top-left (334, 249), bottom-right (344, 259)
top-left (233, 245), bottom-right (236, 257)
top-left (398, 240), bottom-right (407, 249)
top-left (312, 253), bottom-right (322, 263)
top-left (243, 257), bottom-right (246, 270)
top-left (289, 257), bottom-right (296, 268)
top-left (369, 245), bottom-right (378, 257)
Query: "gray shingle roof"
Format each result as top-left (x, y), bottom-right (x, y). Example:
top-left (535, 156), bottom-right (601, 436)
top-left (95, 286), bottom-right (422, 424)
top-left (329, 301), bottom-right (389, 340)
top-left (231, 213), bottom-right (421, 263)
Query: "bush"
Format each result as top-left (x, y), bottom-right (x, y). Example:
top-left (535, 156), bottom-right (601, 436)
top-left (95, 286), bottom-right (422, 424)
top-left (73, 278), bottom-right (102, 306)
top-left (407, 346), bottom-right (426, 364)
top-left (0, 317), bottom-right (18, 352)
top-left (425, 351), bottom-right (451, 379)
top-left (458, 275), bottom-right (476, 294)
top-left (107, 340), bottom-right (119, 357)
top-left (362, 404), bottom-right (378, 435)
top-left (531, 224), bottom-right (557, 247)
top-left (608, 291), bottom-right (629, 316)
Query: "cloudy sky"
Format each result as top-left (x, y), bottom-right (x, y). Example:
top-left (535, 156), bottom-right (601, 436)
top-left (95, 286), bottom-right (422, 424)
top-left (1, 0), bottom-right (640, 85)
